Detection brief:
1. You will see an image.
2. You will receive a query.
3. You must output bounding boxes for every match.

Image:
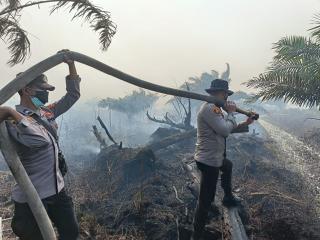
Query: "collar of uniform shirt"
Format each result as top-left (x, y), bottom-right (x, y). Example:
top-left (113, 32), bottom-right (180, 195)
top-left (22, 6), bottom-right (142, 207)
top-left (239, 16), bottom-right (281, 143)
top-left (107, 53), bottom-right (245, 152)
top-left (16, 104), bottom-right (41, 116)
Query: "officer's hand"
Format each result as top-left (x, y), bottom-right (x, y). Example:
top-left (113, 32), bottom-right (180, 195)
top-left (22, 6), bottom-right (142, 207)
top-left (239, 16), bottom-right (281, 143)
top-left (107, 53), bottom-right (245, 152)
top-left (245, 117), bottom-right (254, 125)
top-left (0, 107), bottom-right (23, 123)
top-left (224, 101), bottom-right (236, 113)
top-left (58, 49), bottom-right (74, 65)
top-left (0, 106), bottom-right (14, 123)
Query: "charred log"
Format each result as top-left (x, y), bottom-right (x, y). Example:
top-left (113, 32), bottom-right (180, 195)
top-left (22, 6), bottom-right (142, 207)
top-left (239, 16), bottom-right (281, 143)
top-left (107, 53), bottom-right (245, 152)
top-left (92, 125), bottom-right (108, 149)
top-left (97, 116), bottom-right (122, 149)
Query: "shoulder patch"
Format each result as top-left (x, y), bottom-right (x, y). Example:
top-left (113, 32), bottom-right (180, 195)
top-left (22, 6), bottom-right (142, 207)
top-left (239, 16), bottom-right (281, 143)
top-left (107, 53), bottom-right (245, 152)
top-left (212, 106), bottom-right (222, 114)
top-left (22, 109), bottom-right (33, 116)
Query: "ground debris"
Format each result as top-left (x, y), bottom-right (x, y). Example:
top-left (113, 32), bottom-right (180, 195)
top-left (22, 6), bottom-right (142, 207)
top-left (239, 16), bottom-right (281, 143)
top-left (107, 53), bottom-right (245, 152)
top-left (1, 124), bottom-right (320, 239)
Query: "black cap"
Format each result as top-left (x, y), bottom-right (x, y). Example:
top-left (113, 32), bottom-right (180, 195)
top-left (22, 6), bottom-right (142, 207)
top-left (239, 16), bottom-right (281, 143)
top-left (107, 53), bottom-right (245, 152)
top-left (21, 74), bottom-right (55, 91)
top-left (205, 79), bottom-right (233, 96)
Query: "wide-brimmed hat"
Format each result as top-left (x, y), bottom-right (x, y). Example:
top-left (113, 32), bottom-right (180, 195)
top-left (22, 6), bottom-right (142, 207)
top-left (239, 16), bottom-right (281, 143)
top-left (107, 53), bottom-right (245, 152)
top-left (29, 74), bottom-right (55, 91)
top-left (205, 79), bottom-right (233, 96)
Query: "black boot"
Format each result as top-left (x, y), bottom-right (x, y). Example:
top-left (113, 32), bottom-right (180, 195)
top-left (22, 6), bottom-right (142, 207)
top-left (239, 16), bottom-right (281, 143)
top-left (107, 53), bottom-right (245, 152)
top-left (222, 193), bottom-right (242, 207)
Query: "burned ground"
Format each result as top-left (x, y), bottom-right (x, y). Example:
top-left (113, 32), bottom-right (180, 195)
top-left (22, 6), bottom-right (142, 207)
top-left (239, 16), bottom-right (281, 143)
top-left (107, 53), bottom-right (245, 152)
top-left (67, 123), bottom-right (320, 239)
top-left (0, 121), bottom-right (320, 239)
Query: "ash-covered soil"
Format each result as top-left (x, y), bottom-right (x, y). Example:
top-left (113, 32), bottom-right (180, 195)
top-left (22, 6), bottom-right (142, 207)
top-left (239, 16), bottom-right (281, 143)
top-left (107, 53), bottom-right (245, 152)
top-left (1, 124), bottom-right (320, 240)
top-left (66, 125), bottom-right (320, 240)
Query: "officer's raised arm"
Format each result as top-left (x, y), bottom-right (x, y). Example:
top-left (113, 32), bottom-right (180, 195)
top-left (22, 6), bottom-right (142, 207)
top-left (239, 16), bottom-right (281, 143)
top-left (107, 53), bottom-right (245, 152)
top-left (47, 50), bottom-right (81, 118)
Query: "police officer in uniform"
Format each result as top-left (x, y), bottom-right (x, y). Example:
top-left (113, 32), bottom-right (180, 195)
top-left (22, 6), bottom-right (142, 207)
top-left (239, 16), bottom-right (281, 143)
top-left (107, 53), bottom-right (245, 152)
top-left (192, 79), bottom-right (254, 239)
top-left (0, 51), bottom-right (81, 240)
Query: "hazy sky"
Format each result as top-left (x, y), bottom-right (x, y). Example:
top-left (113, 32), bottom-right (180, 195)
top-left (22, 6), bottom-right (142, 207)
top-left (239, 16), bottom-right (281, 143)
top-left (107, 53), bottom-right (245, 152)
top-left (1, 0), bottom-right (319, 103)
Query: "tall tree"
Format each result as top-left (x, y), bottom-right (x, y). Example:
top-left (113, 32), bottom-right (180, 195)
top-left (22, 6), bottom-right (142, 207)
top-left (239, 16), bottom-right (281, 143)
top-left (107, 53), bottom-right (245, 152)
top-left (0, 0), bottom-right (116, 65)
top-left (246, 14), bottom-right (320, 109)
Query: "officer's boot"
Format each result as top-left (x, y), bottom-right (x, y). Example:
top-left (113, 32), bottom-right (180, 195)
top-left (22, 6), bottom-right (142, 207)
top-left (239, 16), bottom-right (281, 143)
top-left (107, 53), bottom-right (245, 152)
top-left (192, 201), bottom-right (207, 240)
top-left (222, 193), bottom-right (242, 207)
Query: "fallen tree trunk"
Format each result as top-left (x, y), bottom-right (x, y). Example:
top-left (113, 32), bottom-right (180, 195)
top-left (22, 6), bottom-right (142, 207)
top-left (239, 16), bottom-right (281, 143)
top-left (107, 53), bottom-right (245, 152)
top-left (92, 125), bottom-right (108, 149)
top-left (144, 125), bottom-right (249, 153)
top-left (145, 129), bottom-right (197, 152)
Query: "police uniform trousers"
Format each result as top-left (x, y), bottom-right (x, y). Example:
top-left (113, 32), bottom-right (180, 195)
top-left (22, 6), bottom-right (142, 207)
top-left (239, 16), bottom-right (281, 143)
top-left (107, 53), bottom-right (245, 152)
top-left (193, 158), bottom-right (233, 236)
top-left (11, 189), bottom-right (79, 240)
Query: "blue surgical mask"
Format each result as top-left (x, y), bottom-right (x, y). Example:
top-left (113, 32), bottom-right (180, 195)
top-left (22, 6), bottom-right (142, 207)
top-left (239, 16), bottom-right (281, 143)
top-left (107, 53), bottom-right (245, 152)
top-left (31, 97), bottom-right (45, 108)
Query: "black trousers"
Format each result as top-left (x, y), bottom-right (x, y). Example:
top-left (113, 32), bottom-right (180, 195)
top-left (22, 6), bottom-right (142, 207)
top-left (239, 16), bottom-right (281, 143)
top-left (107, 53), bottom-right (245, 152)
top-left (193, 159), bottom-right (233, 235)
top-left (11, 190), bottom-right (79, 240)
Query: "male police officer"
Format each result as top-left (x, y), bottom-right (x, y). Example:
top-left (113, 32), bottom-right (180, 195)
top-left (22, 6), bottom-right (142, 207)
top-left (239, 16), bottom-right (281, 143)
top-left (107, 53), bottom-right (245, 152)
top-left (0, 51), bottom-right (80, 240)
top-left (192, 79), bottom-right (254, 239)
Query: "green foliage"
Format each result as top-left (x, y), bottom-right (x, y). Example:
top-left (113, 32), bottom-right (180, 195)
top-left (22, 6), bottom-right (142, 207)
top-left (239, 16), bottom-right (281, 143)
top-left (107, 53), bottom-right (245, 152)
top-left (98, 89), bottom-right (159, 116)
top-left (246, 15), bottom-right (320, 109)
top-left (0, 0), bottom-right (116, 65)
top-left (0, 17), bottom-right (30, 65)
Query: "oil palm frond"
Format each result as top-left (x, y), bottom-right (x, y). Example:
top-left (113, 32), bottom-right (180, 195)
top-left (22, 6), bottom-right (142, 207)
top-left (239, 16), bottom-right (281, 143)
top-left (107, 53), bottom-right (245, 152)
top-left (0, 0), bottom-right (116, 65)
top-left (0, 17), bottom-right (30, 65)
top-left (245, 19), bottom-right (320, 109)
top-left (51, 0), bottom-right (116, 50)
top-left (309, 13), bottom-right (320, 42)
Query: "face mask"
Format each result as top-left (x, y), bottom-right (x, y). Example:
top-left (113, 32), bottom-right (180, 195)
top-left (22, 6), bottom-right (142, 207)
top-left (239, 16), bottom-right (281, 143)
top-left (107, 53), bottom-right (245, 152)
top-left (30, 90), bottom-right (49, 108)
top-left (31, 97), bottom-right (45, 108)
top-left (35, 90), bottom-right (49, 104)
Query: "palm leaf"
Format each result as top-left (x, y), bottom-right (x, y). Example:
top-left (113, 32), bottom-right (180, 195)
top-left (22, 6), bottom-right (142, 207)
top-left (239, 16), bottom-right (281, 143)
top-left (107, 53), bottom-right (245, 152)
top-left (51, 0), bottom-right (116, 51)
top-left (273, 36), bottom-right (320, 61)
top-left (0, 0), bottom-right (20, 7)
top-left (0, 0), bottom-right (116, 65)
top-left (309, 13), bottom-right (320, 41)
top-left (0, 17), bottom-right (30, 65)
top-left (246, 32), bottom-right (320, 109)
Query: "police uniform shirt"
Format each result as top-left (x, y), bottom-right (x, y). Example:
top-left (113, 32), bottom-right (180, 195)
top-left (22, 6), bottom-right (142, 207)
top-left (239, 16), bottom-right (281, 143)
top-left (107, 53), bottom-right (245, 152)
top-left (194, 102), bottom-right (237, 167)
top-left (6, 75), bottom-right (81, 203)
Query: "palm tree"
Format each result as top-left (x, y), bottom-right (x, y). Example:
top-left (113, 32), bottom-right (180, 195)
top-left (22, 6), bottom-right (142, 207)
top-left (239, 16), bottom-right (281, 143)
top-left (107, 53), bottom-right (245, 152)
top-left (0, 0), bottom-right (116, 65)
top-left (245, 14), bottom-right (320, 109)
